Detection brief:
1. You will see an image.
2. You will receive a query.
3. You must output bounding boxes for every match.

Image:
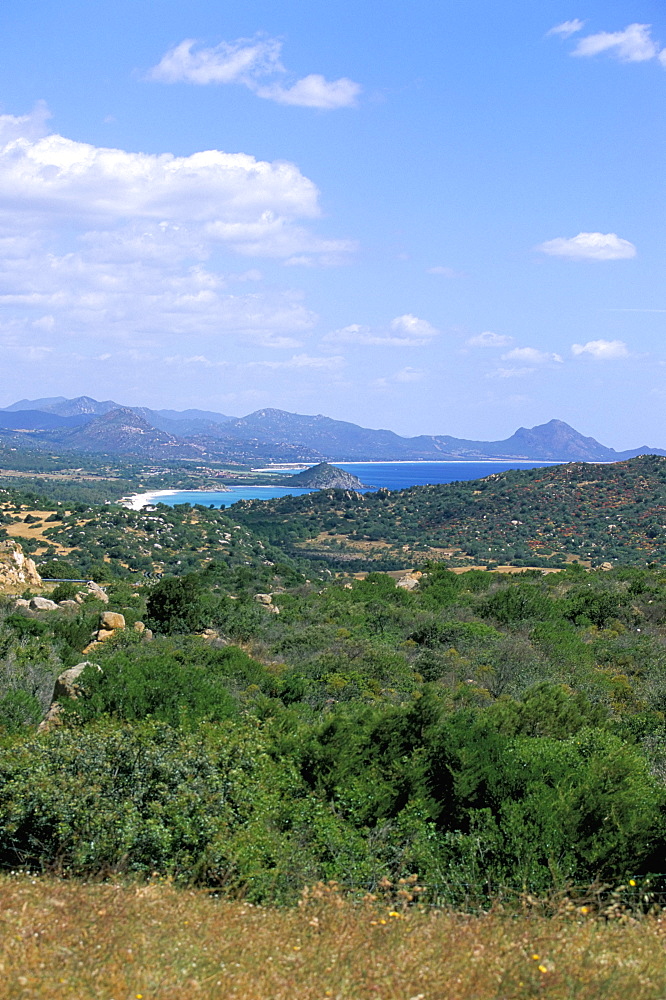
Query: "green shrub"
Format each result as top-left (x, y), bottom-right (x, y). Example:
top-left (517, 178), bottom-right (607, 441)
top-left (145, 575), bottom-right (207, 634)
top-left (61, 641), bottom-right (252, 727)
top-left (0, 690), bottom-right (42, 733)
top-left (50, 582), bottom-right (77, 603)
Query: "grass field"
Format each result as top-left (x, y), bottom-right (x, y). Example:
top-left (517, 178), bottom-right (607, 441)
top-left (2, 877), bottom-right (666, 999)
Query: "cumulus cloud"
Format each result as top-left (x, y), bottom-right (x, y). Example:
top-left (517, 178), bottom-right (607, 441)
top-left (537, 232), bottom-right (636, 261)
top-left (547, 20), bottom-right (586, 38)
top-left (466, 331), bottom-right (513, 348)
top-left (573, 23), bottom-right (662, 62)
top-left (394, 366), bottom-right (424, 382)
top-left (163, 354), bottom-right (228, 368)
top-left (148, 36), bottom-right (361, 109)
top-left (571, 339), bottom-right (629, 359)
top-left (0, 109), bottom-right (322, 233)
top-left (502, 347), bottom-right (563, 364)
top-left (323, 314), bottom-right (438, 348)
top-left (0, 104), bottom-right (356, 352)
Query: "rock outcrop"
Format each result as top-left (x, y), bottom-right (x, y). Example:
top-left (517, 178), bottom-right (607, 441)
top-left (277, 463), bottom-right (368, 490)
top-left (53, 661), bottom-right (101, 700)
top-left (254, 593), bottom-right (279, 614)
top-left (39, 661), bottom-right (101, 732)
top-left (30, 596), bottom-right (59, 611)
top-left (82, 610), bottom-right (152, 654)
top-left (0, 540), bottom-right (42, 590)
top-left (100, 611), bottom-right (126, 630)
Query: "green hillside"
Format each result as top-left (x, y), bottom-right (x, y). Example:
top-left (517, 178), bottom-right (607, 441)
top-left (2, 456), bottom-right (666, 905)
top-left (232, 455), bottom-right (666, 571)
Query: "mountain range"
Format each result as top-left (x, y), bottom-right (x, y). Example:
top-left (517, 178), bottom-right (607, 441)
top-left (0, 395), bottom-right (663, 465)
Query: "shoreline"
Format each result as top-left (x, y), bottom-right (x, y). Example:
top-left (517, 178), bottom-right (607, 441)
top-left (121, 484), bottom-right (315, 510)
top-left (118, 458), bottom-right (572, 511)
top-left (120, 489), bottom-right (183, 510)
top-left (121, 459), bottom-right (570, 510)
top-left (253, 459), bottom-right (565, 469)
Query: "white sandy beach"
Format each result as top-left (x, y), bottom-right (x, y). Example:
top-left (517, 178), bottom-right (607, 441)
top-left (120, 490), bottom-right (182, 510)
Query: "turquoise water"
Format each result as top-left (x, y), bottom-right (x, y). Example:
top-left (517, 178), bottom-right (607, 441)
top-left (140, 460), bottom-right (558, 508)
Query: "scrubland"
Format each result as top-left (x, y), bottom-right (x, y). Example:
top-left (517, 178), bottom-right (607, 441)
top-left (4, 463), bottom-right (666, 998)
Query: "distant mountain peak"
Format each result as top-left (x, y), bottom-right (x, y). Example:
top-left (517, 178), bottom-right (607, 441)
top-left (1, 395), bottom-right (663, 465)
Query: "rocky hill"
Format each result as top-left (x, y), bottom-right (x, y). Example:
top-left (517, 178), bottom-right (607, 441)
top-left (277, 463), bottom-right (367, 489)
top-left (63, 408), bottom-right (207, 459)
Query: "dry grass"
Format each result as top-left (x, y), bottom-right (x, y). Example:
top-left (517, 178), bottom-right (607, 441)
top-left (0, 507), bottom-right (72, 556)
top-left (2, 878), bottom-right (666, 999)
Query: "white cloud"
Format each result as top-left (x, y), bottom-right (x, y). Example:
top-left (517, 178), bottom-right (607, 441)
top-left (486, 367), bottom-right (533, 380)
top-left (573, 23), bottom-right (661, 62)
top-left (148, 36), bottom-right (361, 109)
top-left (148, 37), bottom-right (283, 86)
top-left (245, 353), bottom-right (345, 370)
top-left (467, 331), bottom-right (513, 348)
top-left (0, 104), bottom-right (357, 353)
top-left (571, 339), bottom-right (629, 360)
top-left (32, 314), bottom-right (55, 331)
top-left (537, 232), bottom-right (636, 261)
top-left (0, 111), bottom-right (321, 232)
top-left (548, 20), bottom-right (586, 38)
top-left (391, 314), bottom-right (437, 340)
top-left (394, 366), bottom-right (424, 382)
top-left (163, 354), bottom-right (229, 368)
top-left (323, 314), bottom-right (438, 348)
top-left (502, 347), bottom-right (563, 364)
top-left (255, 75), bottom-right (361, 110)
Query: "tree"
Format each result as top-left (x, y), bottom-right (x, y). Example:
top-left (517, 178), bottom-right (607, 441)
top-left (145, 574), bottom-right (206, 634)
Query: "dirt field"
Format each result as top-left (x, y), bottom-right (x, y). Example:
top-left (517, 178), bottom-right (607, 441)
top-left (0, 509), bottom-right (72, 555)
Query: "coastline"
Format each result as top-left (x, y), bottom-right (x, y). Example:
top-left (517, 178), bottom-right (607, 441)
top-left (121, 484), bottom-right (315, 510)
top-left (121, 458), bottom-right (568, 510)
top-left (253, 459), bottom-right (566, 469)
top-left (120, 489), bottom-right (183, 510)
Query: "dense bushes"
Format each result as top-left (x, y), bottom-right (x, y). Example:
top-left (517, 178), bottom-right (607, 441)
top-left (0, 721), bottom-right (313, 897)
top-left (1, 695), bottom-right (664, 897)
top-left (4, 558), bottom-right (666, 899)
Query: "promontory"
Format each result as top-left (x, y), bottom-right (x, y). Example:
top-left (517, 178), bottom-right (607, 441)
top-left (277, 462), bottom-right (367, 490)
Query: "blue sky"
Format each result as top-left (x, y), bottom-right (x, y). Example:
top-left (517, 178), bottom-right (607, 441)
top-left (0, 0), bottom-right (664, 447)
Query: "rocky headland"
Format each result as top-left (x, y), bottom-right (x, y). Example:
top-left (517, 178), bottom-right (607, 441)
top-left (277, 462), bottom-right (368, 490)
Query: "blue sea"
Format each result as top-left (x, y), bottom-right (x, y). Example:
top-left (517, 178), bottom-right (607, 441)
top-left (134, 461), bottom-right (559, 509)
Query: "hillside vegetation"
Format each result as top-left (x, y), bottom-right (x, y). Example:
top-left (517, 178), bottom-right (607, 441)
top-left (3, 546), bottom-right (666, 897)
top-left (232, 455), bottom-right (666, 571)
top-left (2, 455), bottom-right (666, 958)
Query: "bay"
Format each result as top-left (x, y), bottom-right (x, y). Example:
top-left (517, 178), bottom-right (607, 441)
top-left (128, 460), bottom-right (558, 509)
